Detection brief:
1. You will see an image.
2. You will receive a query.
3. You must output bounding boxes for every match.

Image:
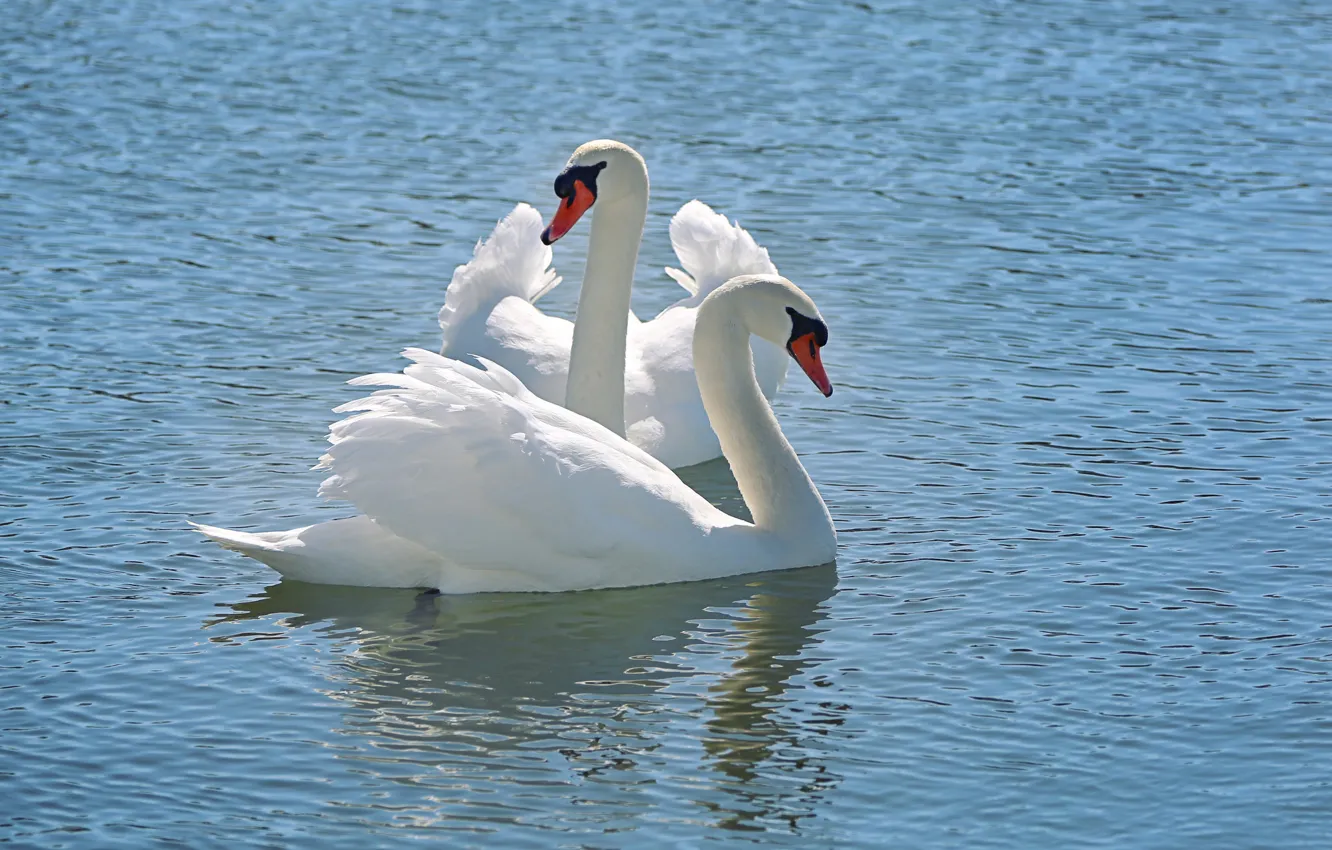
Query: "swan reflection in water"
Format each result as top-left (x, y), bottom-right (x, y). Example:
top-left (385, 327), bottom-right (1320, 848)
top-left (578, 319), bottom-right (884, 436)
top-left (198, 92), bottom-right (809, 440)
top-left (210, 553), bottom-right (842, 834)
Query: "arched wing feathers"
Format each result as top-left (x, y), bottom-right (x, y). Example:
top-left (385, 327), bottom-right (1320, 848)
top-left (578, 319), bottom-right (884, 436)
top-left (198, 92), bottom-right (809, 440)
top-left (663, 200), bottom-right (779, 301)
top-left (317, 350), bottom-right (717, 574)
top-left (438, 204), bottom-right (561, 351)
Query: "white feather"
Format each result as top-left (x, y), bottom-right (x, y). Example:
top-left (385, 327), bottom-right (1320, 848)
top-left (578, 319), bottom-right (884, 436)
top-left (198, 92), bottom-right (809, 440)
top-left (436, 203), bottom-right (561, 352)
top-left (307, 349), bottom-right (733, 591)
top-left (664, 199), bottom-right (779, 301)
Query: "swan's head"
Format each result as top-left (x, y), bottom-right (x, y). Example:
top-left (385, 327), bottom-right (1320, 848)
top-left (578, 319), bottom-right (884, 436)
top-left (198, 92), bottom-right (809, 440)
top-left (541, 140), bottom-right (648, 245)
top-left (719, 274), bottom-right (833, 398)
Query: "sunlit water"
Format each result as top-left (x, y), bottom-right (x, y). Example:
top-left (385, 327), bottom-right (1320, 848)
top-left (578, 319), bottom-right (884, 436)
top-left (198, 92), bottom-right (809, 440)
top-left (3, 0), bottom-right (1331, 846)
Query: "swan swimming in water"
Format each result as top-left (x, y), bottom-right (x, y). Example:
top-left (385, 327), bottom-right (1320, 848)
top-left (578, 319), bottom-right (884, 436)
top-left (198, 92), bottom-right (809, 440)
top-left (438, 140), bottom-right (788, 468)
top-left (194, 273), bottom-right (837, 592)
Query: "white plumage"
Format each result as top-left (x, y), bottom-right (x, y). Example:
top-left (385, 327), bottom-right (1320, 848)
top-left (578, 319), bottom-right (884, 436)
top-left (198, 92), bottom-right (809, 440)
top-left (196, 276), bottom-right (837, 593)
top-left (439, 198), bottom-right (788, 469)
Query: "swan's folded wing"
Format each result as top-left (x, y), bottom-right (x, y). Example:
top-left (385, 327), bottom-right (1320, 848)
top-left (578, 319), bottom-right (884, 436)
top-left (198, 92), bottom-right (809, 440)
top-left (316, 350), bottom-right (719, 576)
top-left (438, 203), bottom-right (561, 351)
top-left (665, 200), bottom-right (778, 301)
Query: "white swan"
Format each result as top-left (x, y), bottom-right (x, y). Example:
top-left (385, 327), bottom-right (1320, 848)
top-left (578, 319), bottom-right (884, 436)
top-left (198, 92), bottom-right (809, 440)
top-left (439, 140), bottom-right (787, 469)
top-left (194, 274), bottom-right (836, 592)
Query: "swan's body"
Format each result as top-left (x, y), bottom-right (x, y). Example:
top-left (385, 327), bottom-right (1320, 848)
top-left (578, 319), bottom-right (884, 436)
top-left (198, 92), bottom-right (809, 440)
top-left (439, 140), bottom-right (787, 469)
top-left (196, 275), bottom-right (837, 593)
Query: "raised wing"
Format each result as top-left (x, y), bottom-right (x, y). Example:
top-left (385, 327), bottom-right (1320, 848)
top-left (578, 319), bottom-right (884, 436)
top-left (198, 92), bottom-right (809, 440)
top-left (438, 204), bottom-right (561, 352)
top-left (663, 200), bottom-right (779, 302)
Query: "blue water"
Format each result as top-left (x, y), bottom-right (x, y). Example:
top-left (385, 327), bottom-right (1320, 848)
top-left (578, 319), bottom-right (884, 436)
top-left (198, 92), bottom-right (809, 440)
top-left (4, 0), bottom-right (1331, 846)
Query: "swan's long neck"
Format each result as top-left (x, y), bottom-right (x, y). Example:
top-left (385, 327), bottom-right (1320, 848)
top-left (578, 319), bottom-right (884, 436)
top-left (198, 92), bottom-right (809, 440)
top-left (564, 177), bottom-right (648, 437)
top-left (693, 297), bottom-right (833, 541)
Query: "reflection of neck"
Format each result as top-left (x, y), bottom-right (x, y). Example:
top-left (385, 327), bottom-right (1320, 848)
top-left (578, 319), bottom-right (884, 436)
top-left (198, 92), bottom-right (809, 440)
top-left (692, 291), bottom-right (832, 540)
top-left (703, 566), bottom-right (840, 811)
top-left (564, 183), bottom-right (647, 437)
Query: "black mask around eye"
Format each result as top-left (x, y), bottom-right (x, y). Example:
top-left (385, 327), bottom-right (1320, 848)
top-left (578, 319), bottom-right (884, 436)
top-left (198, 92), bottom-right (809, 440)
top-left (785, 306), bottom-right (829, 349)
top-left (553, 161), bottom-right (608, 204)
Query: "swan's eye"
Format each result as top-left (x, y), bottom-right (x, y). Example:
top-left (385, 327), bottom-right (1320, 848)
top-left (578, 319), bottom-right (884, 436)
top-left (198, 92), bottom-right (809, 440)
top-left (785, 306), bottom-right (828, 349)
top-left (553, 161), bottom-right (608, 202)
top-left (553, 173), bottom-right (572, 199)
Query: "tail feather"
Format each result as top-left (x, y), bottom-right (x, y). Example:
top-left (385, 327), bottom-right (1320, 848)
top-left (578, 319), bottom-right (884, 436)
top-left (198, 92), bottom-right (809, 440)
top-left (664, 200), bottom-right (778, 300)
top-left (438, 204), bottom-right (561, 351)
top-left (191, 521), bottom-right (291, 556)
top-left (191, 518), bottom-right (446, 588)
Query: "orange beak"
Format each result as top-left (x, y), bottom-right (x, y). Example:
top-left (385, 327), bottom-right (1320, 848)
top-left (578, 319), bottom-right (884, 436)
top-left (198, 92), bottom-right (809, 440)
top-left (541, 180), bottom-right (596, 245)
top-left (789, 332), bottom-right (832, 397)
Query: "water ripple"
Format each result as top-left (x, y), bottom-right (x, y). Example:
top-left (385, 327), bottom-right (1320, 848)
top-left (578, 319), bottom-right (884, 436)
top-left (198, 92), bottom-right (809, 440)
top-left (3, 0), bottom-right (1331, 846)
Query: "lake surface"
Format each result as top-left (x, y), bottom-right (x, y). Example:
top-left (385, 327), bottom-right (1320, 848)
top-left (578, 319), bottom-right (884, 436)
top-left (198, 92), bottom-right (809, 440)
top-left (3, 0), bottom-right (1331, 846)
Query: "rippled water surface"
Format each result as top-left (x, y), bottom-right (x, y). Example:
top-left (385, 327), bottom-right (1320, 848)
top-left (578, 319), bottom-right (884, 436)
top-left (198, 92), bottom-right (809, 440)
top-left (4, 0), bottom-right (1332, 846)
